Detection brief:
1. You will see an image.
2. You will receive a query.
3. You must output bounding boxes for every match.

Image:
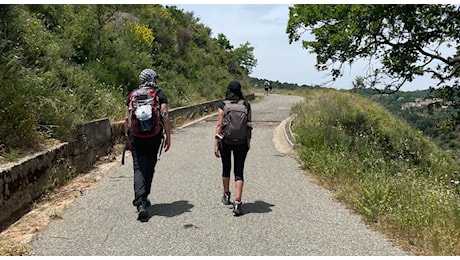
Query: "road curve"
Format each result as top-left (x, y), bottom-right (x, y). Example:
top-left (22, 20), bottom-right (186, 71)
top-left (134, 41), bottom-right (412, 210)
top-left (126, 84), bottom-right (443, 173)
top-left (30, 93), bottom-right (409, 256)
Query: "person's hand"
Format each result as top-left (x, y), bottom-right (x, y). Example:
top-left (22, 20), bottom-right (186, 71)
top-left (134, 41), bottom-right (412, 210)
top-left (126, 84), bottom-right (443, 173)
top-left (125, 135), bottom-right (132, 151)
top-left (214, 141), bottom-right (221, 158)
top-left (164, 135), bottom-right (171, 152)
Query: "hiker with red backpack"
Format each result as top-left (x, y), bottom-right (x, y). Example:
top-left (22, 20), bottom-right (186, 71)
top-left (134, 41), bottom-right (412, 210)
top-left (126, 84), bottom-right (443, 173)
top-left (214, 80), bottom-right (252, 216)
top-left (125, 68), bottom-right (171, 220)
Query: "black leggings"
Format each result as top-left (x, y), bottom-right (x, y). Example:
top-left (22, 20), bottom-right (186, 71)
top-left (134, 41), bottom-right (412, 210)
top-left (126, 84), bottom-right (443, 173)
top-left (219, 142), bottom-right (249, 181)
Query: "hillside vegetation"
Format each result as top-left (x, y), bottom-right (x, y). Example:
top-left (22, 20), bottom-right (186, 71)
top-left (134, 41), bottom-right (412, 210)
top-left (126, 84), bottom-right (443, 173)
top-left (0, 4), bottom-right (256, 161)
top-left (350, 88), bottom-right (460, 164)
top-left (291, 88), bottom-right (460, 255)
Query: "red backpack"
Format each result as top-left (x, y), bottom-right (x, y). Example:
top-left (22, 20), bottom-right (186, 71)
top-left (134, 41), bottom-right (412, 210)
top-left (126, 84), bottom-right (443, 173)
top-left (128, 86), bottom-right (161, 138)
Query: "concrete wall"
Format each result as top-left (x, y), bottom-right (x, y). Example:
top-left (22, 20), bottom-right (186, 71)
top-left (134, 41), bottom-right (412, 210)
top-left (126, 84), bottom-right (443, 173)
top-left (0, 94), bottom-right (254, 229)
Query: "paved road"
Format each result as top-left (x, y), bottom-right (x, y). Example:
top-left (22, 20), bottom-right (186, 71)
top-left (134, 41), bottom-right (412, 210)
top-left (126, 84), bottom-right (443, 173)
top-left (30, 94), bottom-right (408, 256)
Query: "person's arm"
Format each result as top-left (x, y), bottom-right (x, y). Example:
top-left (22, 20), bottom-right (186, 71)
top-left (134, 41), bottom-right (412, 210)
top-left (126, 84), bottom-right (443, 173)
top-left (247, 108), bottom-right (252, 150)
top-left (214, 108), bottom-right (224, 158)
top-left (124, 106), bottom-right (129, 133)
top-left (161, 103), bottom-right (171, 152)
top-left (124, 103), bottom-right (132, 150)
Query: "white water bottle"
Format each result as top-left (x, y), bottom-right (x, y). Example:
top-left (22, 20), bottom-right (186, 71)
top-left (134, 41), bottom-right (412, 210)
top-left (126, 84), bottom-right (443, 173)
top-left (141, 111), bottom-right (148, 121)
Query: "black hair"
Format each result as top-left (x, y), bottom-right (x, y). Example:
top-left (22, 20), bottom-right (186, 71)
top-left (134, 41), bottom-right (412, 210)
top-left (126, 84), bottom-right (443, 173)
top-left (225, 88), bottom-right (244, 100)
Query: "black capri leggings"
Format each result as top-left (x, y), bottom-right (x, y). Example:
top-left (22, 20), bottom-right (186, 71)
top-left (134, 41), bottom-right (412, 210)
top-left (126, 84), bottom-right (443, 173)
top-left (219, 142), bottom-right (249, 181)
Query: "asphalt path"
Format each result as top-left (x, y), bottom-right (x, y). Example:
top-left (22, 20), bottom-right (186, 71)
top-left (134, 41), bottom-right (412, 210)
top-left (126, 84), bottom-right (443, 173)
top-left (30, 93), bottom-right (409, 256)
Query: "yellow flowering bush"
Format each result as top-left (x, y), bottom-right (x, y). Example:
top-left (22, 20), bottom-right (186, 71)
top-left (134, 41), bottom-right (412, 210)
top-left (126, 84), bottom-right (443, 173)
top-left (130, 23), bottom-right (154, 48)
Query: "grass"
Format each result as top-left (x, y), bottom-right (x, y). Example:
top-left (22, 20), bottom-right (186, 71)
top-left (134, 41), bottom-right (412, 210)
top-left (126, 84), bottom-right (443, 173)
top-left (290, 88), bottom-right (460, 255)
top-left (1, 149), bottom-right (21, 163)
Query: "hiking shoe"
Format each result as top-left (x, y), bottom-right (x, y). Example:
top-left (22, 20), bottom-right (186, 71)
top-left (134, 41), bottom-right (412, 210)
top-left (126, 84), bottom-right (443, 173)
top-left (137, 204), bottom-right (148, 220)
top-left (233, 201), bottom-right (243, 216)
top-left (222, 192), bottom-right (231, 205)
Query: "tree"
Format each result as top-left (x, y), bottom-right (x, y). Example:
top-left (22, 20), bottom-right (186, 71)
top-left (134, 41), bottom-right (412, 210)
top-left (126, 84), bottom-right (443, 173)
top-left (234, 42), bottom-right (257, 74)
top-left (352, 76), bottom-right (366, 92)
top-left (216, 33), bottom-right (233, 50)
top-left (286, 4), bottom-right (460, 94)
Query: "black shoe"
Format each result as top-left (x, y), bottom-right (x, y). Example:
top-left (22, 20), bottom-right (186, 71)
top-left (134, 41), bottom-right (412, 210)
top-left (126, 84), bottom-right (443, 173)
top-left (222, 192), bottom-right (231, 205)
top-left (233, 201), bottom-right (243, 216)
top-left (144, 199), bottom-right (151, 208)
top-left (137, 204), bottom-right (148, 219)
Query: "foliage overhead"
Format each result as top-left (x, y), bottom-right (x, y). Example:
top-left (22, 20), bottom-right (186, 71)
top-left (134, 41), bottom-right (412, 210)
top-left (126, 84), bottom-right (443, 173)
top-left (286, 4), bottom-right (460, 94)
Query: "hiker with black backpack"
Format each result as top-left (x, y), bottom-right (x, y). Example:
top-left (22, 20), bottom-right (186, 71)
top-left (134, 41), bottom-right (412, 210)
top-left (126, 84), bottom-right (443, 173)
top-left (214, 80), bottom-right (252, 216)
top-left (124, 68), bottom-right (171, 220)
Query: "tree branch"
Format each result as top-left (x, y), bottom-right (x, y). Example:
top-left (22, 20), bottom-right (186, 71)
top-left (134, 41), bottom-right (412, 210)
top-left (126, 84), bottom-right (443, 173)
top-left (448, 56), bottom-right (460, 64)
top-left (414, 45), bottom-right (451, 65)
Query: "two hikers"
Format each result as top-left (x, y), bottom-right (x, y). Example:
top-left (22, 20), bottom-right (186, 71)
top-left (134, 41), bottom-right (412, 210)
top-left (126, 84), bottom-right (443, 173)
top-left (126, 70), bottom-right (252, 219)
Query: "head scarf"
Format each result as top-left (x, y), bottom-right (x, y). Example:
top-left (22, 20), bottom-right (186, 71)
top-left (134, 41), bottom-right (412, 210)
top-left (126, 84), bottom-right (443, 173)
top-left (139, 68), bottom-right (159, 88)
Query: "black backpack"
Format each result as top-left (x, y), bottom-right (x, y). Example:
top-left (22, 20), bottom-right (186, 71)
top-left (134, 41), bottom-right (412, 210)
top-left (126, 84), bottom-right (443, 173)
top-left (127, 86), bottom-right (161, 138)
top-left (221, 100), bottom-right (248, 144)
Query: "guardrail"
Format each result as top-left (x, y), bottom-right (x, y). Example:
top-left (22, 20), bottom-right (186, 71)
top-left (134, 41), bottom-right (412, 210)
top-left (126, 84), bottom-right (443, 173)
top-left (0, 94), bottom-right (254, 230)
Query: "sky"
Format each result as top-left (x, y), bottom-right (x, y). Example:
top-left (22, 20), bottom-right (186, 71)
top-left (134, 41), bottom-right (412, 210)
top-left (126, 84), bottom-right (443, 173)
top-left (172, 4), bottom-right (441, 92)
